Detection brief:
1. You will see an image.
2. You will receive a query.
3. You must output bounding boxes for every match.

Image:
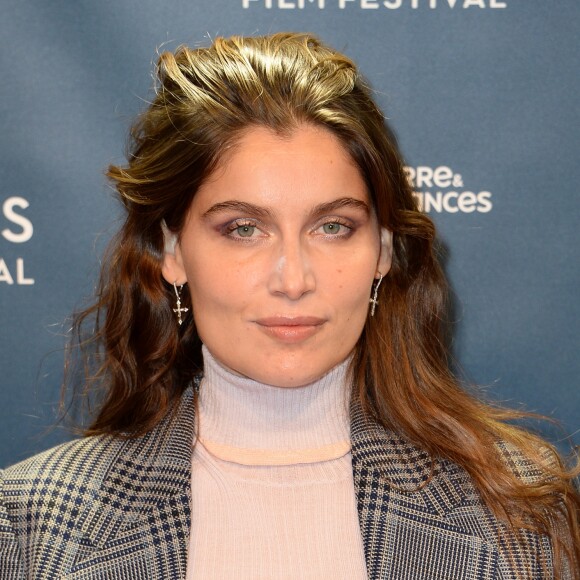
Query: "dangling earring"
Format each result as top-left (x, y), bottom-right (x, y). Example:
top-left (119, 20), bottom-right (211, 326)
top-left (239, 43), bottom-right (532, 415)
top-left (369, 273), bottom-right (383, 317)
top-left (172, 281), bottom-right (189, 326)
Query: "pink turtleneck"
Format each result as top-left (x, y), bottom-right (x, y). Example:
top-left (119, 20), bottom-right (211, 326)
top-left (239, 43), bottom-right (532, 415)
top-left (185, 345), bottom-right (368, 579)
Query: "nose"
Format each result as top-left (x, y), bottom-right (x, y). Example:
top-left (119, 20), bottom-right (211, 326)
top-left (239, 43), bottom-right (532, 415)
top-left (267, 237), bottom-right (316, 300)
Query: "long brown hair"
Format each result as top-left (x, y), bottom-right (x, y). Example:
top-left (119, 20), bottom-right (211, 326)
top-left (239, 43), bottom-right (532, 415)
top-left (70, 33), bottom-right (579, 576)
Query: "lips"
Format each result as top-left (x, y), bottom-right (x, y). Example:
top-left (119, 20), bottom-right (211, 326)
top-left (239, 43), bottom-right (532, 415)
top-left (254, 316), bottom-right (326, 343)
top-left (256, 316), bottom-right (326, 327)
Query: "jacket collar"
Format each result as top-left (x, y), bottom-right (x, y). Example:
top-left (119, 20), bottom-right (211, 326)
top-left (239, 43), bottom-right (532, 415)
top-left (349, 398), bottom-right (434, 491)
top-left (80, 383), bottom-right (198, 549)
top-left (349, 400), bottom-right (473, 578)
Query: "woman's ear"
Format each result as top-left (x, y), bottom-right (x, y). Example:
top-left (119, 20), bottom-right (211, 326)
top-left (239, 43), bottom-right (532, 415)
top-left (160, 221), bottom-right (187, 285)
top-left (377, 227), bottom-right (393, 277)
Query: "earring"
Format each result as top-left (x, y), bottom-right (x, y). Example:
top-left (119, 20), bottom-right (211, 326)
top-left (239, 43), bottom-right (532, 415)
top-left (369, 273), bottom-right (383, 317)
top-left (172, 281), bottom-right (189, 326)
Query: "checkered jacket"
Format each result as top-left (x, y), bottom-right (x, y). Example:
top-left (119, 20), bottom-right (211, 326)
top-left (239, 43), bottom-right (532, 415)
top-left (0, 385), bottom-right (561, 579)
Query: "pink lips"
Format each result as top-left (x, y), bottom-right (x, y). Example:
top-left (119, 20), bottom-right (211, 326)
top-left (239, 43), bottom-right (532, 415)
top-left (255, 316), bottom-right (326, 343)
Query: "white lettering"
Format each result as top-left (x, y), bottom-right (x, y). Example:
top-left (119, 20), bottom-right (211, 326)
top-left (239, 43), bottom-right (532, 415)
top-left (453, 173), bottom-right (464, 187)
top-left (0, 258), bottom-right (14, 284)
top-left (433, 166), bottom-right (453, 188)
top-left (415, 190), bottom-right (493, 213)
top-left (406, 168), bottom-right (493, 214)
top-left (442, 192), bottom-right (459, 213)
top-left (0, 258), bottom-right (35, 285)
top-left (457, 191), bottom-right (477, 212)
top-left (2, 197), bottom-right (33, 243)
top-left (244, 0), bottom-right (505, 8)
top-left (477, 191), bottom-right (493, 212)
top-left (415, 166), bottom-right (434, 188)
top-left (16, 258), bottom-right (34, 285)
top-left (423, 192), bottom-right (443, 213)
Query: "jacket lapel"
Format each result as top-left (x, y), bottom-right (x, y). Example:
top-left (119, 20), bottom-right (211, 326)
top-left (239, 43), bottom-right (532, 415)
top-left (65, 386), bottom-right (197, 579)
top-left (350, 400), bottom-right (435, 579)
top-left (350, 400), bottom-right (499, 580)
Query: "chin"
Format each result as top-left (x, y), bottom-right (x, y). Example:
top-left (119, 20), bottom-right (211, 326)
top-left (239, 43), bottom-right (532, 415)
top-left (255, 356), bottom-right (346, 388)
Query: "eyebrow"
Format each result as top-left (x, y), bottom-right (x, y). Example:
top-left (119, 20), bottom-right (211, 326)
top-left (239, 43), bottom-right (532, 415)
top-left (314, 197), bottom-right (371, 217)
top-left (201, 201), bottom-right (273, 220)
top-left (201, 197), bottom-right (371, 220)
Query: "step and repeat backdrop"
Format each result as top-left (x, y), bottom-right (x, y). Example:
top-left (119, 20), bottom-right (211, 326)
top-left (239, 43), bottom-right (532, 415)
top-left (1, 0), bottom-right (578, 467)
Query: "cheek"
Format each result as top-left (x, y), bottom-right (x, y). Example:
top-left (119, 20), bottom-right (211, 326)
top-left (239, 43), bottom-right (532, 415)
top-left (184, 253), bottom-right (261, 314)
top-left (330, 257), bottom-right (376, 305)
top-left (342, 279), bottom-right (373, 317)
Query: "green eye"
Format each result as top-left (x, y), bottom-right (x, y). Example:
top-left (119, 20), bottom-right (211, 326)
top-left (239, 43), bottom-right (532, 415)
top-left (236, 225), bottom-right (255, 237)
top-left (323, 222), bottom-right (342, 234)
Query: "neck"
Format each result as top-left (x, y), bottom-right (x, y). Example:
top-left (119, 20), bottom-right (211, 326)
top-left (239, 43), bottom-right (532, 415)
top-left (197, 345), bottom-right (353, 465)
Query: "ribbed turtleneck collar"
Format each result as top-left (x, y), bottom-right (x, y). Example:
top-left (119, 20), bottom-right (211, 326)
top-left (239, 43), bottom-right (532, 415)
top-left (197, 345), bottom-right (352, 466)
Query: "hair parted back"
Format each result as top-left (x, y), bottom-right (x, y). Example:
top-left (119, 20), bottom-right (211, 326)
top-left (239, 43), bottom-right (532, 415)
top-left (71, 32), bottom-right (578, 576)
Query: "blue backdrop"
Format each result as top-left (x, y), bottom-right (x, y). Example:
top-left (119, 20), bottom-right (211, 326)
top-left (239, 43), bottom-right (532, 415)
top-left (1, 0), bottom-right (578, 467)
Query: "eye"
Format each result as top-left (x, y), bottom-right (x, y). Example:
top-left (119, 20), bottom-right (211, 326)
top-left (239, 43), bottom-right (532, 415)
top-left (322, 222), bottom-right (343, 235)
top-left (236, 224), bottom-right (256, 237)
top-left (315, 219), bottom-right (353, 238)
top-left (223, 219), bottom-right (265, 241)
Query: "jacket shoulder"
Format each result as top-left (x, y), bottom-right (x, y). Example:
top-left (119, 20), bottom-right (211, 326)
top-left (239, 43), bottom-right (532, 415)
top-left (1, 436), bottom-right (125, 577)
top-left (0, 391), bottom-right (195, 579)
top-left (2, 384), bottom-right (195, 508)
top-left (351, 408), bottom-right (561, 579)
top-left (495, 438), bottom-right (561, 485)
top-left (3, 435), bottom-right (125, 503)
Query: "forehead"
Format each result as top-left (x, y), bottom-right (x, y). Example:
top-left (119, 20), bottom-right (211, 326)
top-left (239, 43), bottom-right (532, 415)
top-left (190, 124), bottom-right (370, 214)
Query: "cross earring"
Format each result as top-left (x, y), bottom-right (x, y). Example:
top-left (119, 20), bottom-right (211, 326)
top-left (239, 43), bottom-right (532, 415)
top-left (173, 281), bottom-right (189, 325)
top-left (369, 273), bottom-right (383, 317)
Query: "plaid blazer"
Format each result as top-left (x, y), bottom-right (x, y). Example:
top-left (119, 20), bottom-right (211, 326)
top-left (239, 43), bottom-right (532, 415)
top-left (0, 386), bottom-right (559, 579)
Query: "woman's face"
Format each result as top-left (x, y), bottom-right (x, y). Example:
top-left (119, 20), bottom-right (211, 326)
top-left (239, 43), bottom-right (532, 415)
top-left (163, 124), bottom-right (392, 387)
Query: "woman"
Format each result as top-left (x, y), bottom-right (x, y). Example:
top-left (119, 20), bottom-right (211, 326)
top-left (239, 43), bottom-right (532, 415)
top-left (0, 33), bottom-right (578, 579)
